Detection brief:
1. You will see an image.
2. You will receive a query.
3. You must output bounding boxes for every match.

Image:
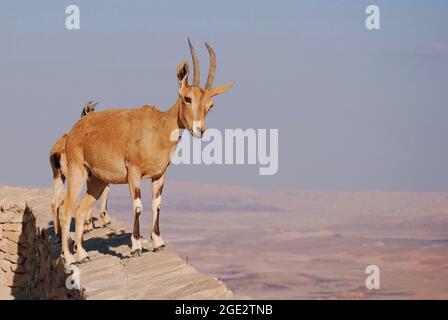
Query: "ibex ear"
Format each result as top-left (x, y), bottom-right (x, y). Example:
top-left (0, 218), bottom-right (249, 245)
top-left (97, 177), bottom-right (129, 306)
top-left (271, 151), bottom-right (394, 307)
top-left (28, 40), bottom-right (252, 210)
top-left (176, 60), bottom-right (190, 92)
top-left (210, 82), bottom-right (235, 97)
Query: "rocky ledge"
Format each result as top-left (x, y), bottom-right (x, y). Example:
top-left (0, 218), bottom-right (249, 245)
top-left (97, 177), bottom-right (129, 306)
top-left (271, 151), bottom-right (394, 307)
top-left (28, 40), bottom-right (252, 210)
top-left (0, 186), bottom-right (233, 300)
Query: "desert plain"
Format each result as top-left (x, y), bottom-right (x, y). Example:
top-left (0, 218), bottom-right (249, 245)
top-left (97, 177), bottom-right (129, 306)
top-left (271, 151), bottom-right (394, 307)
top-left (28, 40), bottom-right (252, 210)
top-left (104, 181), bottom-right (448, 299)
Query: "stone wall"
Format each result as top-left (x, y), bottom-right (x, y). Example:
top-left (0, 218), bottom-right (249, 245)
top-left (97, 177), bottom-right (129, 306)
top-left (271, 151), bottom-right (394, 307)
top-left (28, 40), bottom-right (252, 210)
top-left (0, 201), bottom-right (83, 299)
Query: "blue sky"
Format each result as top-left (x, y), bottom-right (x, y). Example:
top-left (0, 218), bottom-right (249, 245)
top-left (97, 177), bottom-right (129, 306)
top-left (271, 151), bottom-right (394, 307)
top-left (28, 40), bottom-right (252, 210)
top-left (0, 1), bottom-right (447, 191)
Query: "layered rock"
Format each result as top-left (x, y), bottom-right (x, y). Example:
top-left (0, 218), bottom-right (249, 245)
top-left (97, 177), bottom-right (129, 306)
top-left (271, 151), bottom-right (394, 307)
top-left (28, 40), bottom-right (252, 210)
top-left (0, 187), bottom-right (233, 300)
top-left (0, 200), bottom-right (82, 299)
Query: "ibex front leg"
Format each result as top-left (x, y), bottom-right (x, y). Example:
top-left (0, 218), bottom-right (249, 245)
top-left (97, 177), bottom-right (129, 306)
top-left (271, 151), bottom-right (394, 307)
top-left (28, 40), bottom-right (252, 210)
top-left (151, 173), bottom-right (166, 251)
top-left (128, 169), bottom-right (143, 257)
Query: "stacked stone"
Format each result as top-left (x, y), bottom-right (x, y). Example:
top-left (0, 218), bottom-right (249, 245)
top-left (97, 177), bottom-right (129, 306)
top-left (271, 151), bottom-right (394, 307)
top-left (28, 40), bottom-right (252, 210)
top-left (26, 226), bottom-right (83, 300)
top-left (0, 201), bottom-right (31, 291)
top-left (0, 200), bottom-right (83, 299)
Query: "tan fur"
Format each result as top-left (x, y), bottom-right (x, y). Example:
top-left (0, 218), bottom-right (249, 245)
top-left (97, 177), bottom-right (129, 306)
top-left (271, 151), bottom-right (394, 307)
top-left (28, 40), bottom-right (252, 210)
top-left (49, 135), bottom-right (68, 239)
top-left (49, 102), bottom-right (110, 241)
top-left (60, 42), bottom-right (234, 265)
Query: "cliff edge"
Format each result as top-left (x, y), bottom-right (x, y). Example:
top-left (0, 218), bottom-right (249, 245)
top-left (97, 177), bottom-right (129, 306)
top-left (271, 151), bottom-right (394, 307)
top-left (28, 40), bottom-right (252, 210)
top-left (0, 186), bottom-right (233, 300)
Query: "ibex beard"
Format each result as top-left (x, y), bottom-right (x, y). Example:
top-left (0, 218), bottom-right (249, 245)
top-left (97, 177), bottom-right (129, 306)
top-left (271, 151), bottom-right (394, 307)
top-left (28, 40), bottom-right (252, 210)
top-left (59, 39), bottom-right (234, 266)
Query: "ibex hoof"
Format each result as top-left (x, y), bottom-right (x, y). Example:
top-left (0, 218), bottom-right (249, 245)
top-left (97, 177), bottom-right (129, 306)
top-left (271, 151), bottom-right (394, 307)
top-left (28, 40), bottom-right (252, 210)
top-left (84, 221), bottom-right (94, 233)
top-left (61, 254), bottom-right (76, 268)
top-left (100, 211), bottom-right (111, 226)
top-left (152, 237), bottom-right (166, 252)
top-left (131, 249), bottom-right (142, 257)
top-left (75, 247), bottom-right (90, 263)
top-left (152, 244), bottom-right (165, 252)
top-left (78, 256), bottom-right (91, 264)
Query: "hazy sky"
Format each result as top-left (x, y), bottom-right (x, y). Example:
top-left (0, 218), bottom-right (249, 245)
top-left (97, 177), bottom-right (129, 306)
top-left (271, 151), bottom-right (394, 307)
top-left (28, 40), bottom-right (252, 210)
top-left (0, 1), bottom-right (447, 192)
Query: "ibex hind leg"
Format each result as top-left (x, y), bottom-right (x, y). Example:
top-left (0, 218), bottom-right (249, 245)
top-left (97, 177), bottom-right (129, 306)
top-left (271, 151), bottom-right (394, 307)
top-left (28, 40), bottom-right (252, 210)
top-left (99, 184), bottom-right (112, 227)
top-left (83, 184), bottom-right (110, 232)
top-left (60, 166), bottom-right (85, 268)
top-left (83, 208), bottom-right (94, 233)
top-left (50, 153), bottom-right (65, 243)
top-left (74, 176), bottom-right (108, 263)
top-left (51, 174), bottom-right (64, 243)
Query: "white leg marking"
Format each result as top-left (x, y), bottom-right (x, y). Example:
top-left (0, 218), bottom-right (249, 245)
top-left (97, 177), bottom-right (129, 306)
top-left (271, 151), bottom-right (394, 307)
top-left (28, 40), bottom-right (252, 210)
top-left (131, 197), bottom-right (143, 254)
top-left (151, 195), bottom-right (165, 249)
top-left (152, 195), bottom-right (161, 212)
top-left (131, 235), bottom-right (142, 254)
top-left (133, 198), bottom-right (143, 214)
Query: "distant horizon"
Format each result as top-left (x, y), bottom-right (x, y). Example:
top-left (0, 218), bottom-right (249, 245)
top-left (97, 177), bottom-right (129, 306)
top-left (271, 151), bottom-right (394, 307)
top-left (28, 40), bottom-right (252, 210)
top-left (3, 179), bottom-right (448, 194)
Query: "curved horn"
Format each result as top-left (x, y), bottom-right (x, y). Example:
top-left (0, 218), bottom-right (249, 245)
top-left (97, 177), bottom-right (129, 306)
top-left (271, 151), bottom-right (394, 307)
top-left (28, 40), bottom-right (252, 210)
top-left (188, 38), bottom-right (200, 87)
top-left (204, 42), bottom-right (216, 89)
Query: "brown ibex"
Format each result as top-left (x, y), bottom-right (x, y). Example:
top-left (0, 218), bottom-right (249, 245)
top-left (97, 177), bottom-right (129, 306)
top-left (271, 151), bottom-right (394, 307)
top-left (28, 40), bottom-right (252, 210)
top-left (60, 39), bottom-right (234, 265)
top-left (50, 101), bottom-right (111, 242)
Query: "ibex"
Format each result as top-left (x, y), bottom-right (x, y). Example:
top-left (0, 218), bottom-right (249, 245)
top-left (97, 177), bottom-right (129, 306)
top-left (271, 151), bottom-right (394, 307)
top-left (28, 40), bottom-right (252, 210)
top-left (60, 39), bottom-right (234, 265)
top-left (50, 101), bottom-right (111, 241)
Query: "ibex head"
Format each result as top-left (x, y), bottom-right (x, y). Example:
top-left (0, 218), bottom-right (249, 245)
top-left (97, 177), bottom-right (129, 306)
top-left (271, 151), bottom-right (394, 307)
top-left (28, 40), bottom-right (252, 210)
top-left (81, 101), bottom-right (99, 118)
top-left (176, 39), bottom-right (234, 138)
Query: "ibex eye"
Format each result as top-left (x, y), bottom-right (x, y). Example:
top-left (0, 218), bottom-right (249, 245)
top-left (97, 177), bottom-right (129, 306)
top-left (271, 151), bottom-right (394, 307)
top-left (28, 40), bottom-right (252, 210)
top-left (184, 96), bottom-right (192, 104)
